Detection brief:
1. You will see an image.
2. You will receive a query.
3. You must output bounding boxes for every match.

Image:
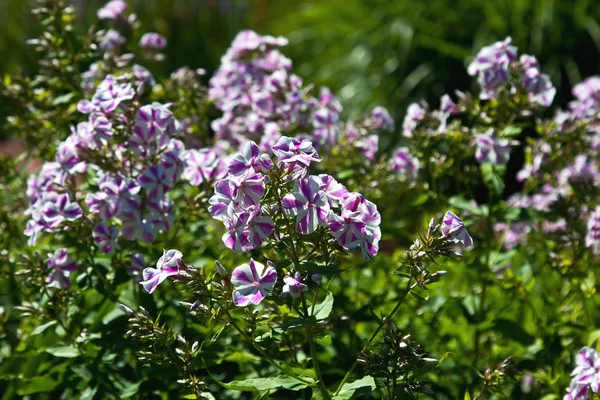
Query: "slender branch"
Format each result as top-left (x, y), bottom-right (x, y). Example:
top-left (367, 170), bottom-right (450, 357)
top-left (301, 293), bottom-right (331, 399)
top-left (334, 277), bottom-right (416, 396)
top-left (223, 307), bottom-right (313, 385)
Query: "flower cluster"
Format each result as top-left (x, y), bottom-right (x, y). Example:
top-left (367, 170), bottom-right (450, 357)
top-left (46, 248), bottom-right (78, 289)
top-left (208, 135), bottom-right (382, 260)
top-left (474, 129), bottom-right (512, 165)
top-left (208, 30), bottom-right (342, 149)
top-left (564, 347), bottom-right (600, 400)
top-left (467, 37), bottom-right (555, 106)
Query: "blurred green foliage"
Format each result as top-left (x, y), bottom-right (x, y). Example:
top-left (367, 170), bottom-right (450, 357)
top-left (2, 0), bottom-right (600, 137)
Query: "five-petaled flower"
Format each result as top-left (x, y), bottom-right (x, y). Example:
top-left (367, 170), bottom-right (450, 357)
top-left (47, 248), bottom-right (78, 289)
top-left (231, 259), bottom-right (277, 306)
top-left (281, 272), bottom-right (308, 298)
top-left (140, 249), bottom-right (183, 294)
top-left (282, 176), bottom-right (330, 235)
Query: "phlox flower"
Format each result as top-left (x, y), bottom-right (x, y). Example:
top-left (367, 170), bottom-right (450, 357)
top-left (389, 147), bottom-right (420, 182)
top-left (520, 55), bottom-right (556, 107)
top-left (474, 130), bottom-right (511, 165)
top-left (79, 75), bottom-right (135, 114)
top-left (282, 176), bottom-right (330, 235)
top-left (272, 136), bottom-right (321, 179)
top-left (128, 253), bottom-right (145, 282)
top-left (99, 29), bottom-right (125, 51)
top-left (282, 272), bottom-right (308, 298)
top-left (228, 141), bottom-right (274, 177)
top-left (441, 211), bottom-right (473, 247)
top-left (46, 248), bottom-right (78, 289)
top-left (586, 207), bottom-right (600, 255)
top-left (244, 206), bottom-right (275, 250)
top-left (93, 222), bottom-right (120, 254)
top-left (468, 37), bottom-right (516, 99)
top-left (231, 172), bottom-right (265, 208)
top-left (317, 174), bottom-right (348, 207)
top-left (222, 209), bottom-right (251, 252)
top-left (140, 249), bottom-right (183, 294)
top-left (42, 193), bottom-right (83, 228)
top-left (231, 259), bottom-right (277, 306)
top-left (564, 347), bottom-right (600, 400)
top-left (97, 0), bottom-right (127, 20)
top-left (140, 32), bottom-right (167, 49)
top-left (183, 148), bottom-right (223, 186)
top-left (369, 106), bottom-right (395, 132)
top-left (209, 179), bottom-right (241, 220)
top-left (328, 210), bottom-right (366, 251)
top-left (139, 164), bottom-right (172, 199)
top-left (402, 103), bottom-right (426, 138)
top-left (342, 193), bottom-right (382, 259)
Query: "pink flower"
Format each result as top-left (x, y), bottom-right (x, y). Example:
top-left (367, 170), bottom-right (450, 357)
top-left (244, 206), bottom-right (275, 249)
top-left (441, 211), bottom-right (473, 247)
top-left (281, 272), bottom-right (308, 298)
top-left (231, 259), bottom-right (278, 306)
top-left (46, 248), bottom-right (78, 289)
top-left (475, 130), bottom-right (511, 165)
top-left (282, 176), bottom-right (330, 235)
top-left (342, 193), bottom-right (381, 259)
top-left (140, 249), bottom-right (183, 294)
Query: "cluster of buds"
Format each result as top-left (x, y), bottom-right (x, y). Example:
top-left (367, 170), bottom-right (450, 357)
top-left (358, 322), bottom-right (437, 396)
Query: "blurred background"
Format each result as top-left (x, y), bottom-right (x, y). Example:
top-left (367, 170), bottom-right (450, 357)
top-left (2, 0), bottom-right (600, 140)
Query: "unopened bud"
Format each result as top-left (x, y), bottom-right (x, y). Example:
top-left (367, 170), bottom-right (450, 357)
top-left (429, 270), bottom-right (448, 282)
top-left (215, 261), bottom-right (227, 277)
top-left (119, 304), bottom-right (135, 317)
top-left (311, 273), bottom-right (323, 282)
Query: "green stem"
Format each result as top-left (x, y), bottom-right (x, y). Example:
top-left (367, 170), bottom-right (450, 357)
top-left (302, 294), bottom-right (331, 400)
top-left (334, 277), bottom-right (415, 396)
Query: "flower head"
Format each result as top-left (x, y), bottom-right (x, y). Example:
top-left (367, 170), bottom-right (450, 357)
top-left (140, 249), bottom-right (183, 294)
top-left (564, 347), bottom-right (600, 400)
top-left (475, 130), bottom-right (511, 165)
top-left (273, 136), bottom-right (321, 179)
top-left (97, 0), bottom-right (127, 20)
top-left (282, 272), bottom-right (308, 298)
top-left (47, 248), bottom-right (78, 289)
top-left (231, 259), bottom-right (277, 306)
top-left (140, 32), bottom-right (167, 49)
top-left (441, 211), bottom-right (473, 247)
top-left (282, 176), bottom-right (330, 235)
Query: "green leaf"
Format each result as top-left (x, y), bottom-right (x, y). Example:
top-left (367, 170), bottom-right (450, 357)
top-left (16, 375), bottom-right (61, 395)
top-left (46, 345), bottom-right (79, 358)
top-left (102, 307), bottom-right (125, 325)
top-left (448, 196), bottom-right (488, 216)
top-left (409, 291), bottom-right (429, 302)
top-left (114, 378), bottom-right (141, 398)
top-left (224, 351), bottom-right (261, 363)
top-left (311, 291), bottom-right (334, 321)
top-left (30, 321), bottom-right (57, 336)
top-left (333, 376), bottom-right (377, 400)
top-left (501, 125), bottom-right (522, 138)
top-left (274, 317), bottom-right (313, 333)
top-left (51, 92), bottom-right (75, 105)
top-left (492, 319), bottom-right (535, 345)
top-left (315, 335), bottom-right (332, 346)
top-left (481, 163), bottom-right (505, 196)
top-left (221, 375), bottom-right (314, 391)
top-left (80, 386), bottom-right (98, 400)
top-left (464, 391), bottom-right (472, 400)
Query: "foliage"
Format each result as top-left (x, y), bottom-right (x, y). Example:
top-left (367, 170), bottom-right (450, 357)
top-left (1, 1), bottom-right (600, 400)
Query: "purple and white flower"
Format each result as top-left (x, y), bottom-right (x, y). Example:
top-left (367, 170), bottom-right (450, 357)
top-left (128, 253), bottom-right (145, 282)
top-left (282, 176), bottom-right (330, 235)
top-left (140, 249), bottom-right (183, 294)
top-left (97, 0), bottom-right (127, 20)
top-left (46, 248), bottom-right (78, 289)
top-left (281, 272), bottom-right (308, 298)
top-left (564, 347), bottom-right (600, 400)
top-left (273, 136), bottom-right (321, 179)
top-left (228, 141), bottom-right (274, 177)
top-left (389, 147), bottom-right (420, 182)
top-left (93, 222), bottom-right (120, 255)
top-left (139, 32), bottom-right (167, 49)
top-left (441, 211), bottom-right (473, 247)
top-left (231, 259), bottom-right (278, 306)
top-left (475, 130), bottom-right (511, 165)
